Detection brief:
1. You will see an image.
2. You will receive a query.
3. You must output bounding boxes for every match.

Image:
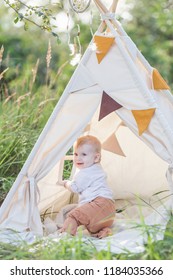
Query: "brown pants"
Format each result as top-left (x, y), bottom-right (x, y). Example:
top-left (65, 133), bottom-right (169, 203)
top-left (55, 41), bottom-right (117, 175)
top-left (60, 197), bottom-right (115, 237)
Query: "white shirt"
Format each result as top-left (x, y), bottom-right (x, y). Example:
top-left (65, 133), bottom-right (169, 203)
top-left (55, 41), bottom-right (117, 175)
top-left (69, 163), bottom-right (113, 205)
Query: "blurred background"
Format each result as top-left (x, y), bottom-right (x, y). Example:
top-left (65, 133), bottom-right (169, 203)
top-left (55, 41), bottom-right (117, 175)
top-left (0, 0), bottom-right (173, 203)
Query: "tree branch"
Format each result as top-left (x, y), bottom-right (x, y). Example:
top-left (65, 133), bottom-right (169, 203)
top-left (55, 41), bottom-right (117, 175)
top-left (3, 0), bottom-right (60, 40)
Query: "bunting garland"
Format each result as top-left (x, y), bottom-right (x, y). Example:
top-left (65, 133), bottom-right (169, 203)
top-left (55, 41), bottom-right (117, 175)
top-left (102, 133), bottom-right (126, 157)
top-left (98, 91), bottom-right (122, 121)
top-left (83, 123), bottom-right (91, 133)
top-left (132, 108), bottom-right (156, 135)
top-left (94, 35), bottom-right (115, 64)
top-left (152, 68), bottom-right (170, 90)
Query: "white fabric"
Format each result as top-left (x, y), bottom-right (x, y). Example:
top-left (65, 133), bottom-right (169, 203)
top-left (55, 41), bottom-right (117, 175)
top-left (0, 229), bottom-right (36, 245)
top-left (69, 63), bottom-right (97, 93)
top-left (116, 108), bottom-right (173, 163)
top-left (0, 177), bottom-right (43, 236)
top-left (87, 41), bottom-right (156, 110)
top-left (0, 14), bottom-right (173, 253)
top-left (70, 163), bottom-right (113, 204)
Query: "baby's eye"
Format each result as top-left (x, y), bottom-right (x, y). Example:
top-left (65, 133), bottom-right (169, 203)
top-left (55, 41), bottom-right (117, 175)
top-left (73, 153), bottom-right (78, 156)
top-left (82, 153), bottom-right (87, 156)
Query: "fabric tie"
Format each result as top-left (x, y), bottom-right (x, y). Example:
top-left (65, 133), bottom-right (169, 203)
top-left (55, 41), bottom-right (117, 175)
top-left (25, 176), bottom-right (40, 229)
top-left (101, 13), bottom-right (115, 21)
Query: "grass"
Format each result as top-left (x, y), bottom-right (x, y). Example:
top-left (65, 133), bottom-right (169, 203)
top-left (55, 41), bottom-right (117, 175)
top-left (0, 43), bottom-right (69, 203)
top-left (0, 214), bottom-right (173, 260)
top-left (0, 234), bottom-right (115, 260)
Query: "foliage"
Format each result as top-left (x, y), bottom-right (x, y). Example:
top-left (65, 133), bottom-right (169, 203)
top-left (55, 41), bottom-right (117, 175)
top-left (2, 0), bottom-right (96, 43)
top-left (0, 45), bottom-right (72, 201)
top-left (0, 232), bottom-right (114, 260)
top-left (0, 27), bottom-right (71, 198)
top-left (3, 0), bottom-right (63, 41)
top-left (125, 0), bottom-right (173, 87)
top-left (0, 4), bottom-right (92, 200)
top-left (0, 215), bottom-right (173, 260)
top-left (120, 214), bottom-right (173, 260)
top-left (3, 0), bottom-right (173, 87)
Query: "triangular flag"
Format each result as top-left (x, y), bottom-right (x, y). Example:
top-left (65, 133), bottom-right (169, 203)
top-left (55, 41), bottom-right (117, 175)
top-left (99, 91), bottom-right (122, 121)
top-left (152, 68), bottom-right (170, 90)
top-left (102, 133), bottom-right (126, 157)
top-left (94, 35), bottom-right (115, 64)
top-left (83, 123), bottom-right (91, 133)
top-left (132, 108), bottom-right (156, 135)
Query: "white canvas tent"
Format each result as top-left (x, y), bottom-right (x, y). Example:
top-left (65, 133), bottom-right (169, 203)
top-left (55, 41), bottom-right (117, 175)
top-left (0, 0), bottom-right (173, 253)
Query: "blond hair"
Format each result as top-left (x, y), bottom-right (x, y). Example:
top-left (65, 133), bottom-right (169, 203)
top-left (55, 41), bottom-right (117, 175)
top-left (74, 135), bottom-right (101, 154)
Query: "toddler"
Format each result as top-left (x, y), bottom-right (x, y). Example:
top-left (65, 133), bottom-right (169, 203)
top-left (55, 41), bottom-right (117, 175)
top-left (60, 135), bottom-right (115, 238)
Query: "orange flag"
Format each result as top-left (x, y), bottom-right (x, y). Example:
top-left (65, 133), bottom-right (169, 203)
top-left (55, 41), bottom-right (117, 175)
top-left (152, 68), bottom-right (170, 90)
top-left (132, 108), bottom-right (156, 135)
top-left (94, 35), bottom-right (115, 64)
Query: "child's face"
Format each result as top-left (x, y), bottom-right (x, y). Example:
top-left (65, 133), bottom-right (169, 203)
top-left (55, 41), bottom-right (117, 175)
top-left (73, 144), bottom-right (100, 169)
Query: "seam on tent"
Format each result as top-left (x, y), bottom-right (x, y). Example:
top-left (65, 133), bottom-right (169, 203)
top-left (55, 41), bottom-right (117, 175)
top-left (70, 84), bottom-right (98, 94)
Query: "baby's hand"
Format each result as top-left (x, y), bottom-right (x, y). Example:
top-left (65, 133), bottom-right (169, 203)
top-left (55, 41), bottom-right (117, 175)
top-left (57, 180), bottom-right (72, 191)
top-left (62, 180), bottom-right (72, 191)
top-left (62, 180), bottom-right (68, 188)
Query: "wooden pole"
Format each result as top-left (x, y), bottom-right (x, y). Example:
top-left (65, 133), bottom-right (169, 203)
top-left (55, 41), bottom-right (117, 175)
top-left (93, 0), bottom-right (120, 34)
top-left (110, 0), bottom-right (119, 13)
top-left (93, 0), bottom-right (108, 14)
top-left (93, 0), bottom-right (119, 13)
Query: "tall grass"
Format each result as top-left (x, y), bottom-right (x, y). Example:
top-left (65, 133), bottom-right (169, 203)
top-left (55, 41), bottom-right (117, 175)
top-left (0, 234), bottom-right (114, 260)
top-left (0, 43), bottom-right (69, 202)
top-left (0, 214), bottom-right (173, 260)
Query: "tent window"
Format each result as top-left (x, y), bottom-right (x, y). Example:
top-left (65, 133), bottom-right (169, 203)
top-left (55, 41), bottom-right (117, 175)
top-left (58, 154), bottom-right (74, 184)
top-left (63, 156), bottom-right (73, 180)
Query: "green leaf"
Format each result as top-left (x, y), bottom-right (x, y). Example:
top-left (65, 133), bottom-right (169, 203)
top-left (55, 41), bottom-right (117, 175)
top-left (52, 32), bottom-right (58, 37)
top-left (14, 17), bottom-right (19, 24)
top-left (24, 22), bottom-right (29, 31)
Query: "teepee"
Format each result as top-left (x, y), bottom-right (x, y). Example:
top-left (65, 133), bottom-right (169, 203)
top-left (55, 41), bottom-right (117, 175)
top-left (0, 0), bottom-right (173, 253)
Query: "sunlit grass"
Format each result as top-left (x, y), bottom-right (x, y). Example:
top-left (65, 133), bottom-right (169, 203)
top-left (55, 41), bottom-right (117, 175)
top-left (0, 234), bottom-right (115, 260)
top-left (0, 214), bottom-right (173, 260)
top-left (0, 43), bottom-right (65, 202)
